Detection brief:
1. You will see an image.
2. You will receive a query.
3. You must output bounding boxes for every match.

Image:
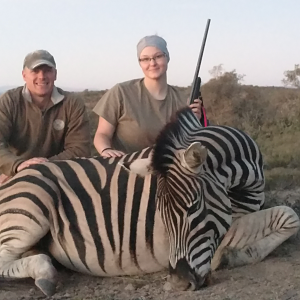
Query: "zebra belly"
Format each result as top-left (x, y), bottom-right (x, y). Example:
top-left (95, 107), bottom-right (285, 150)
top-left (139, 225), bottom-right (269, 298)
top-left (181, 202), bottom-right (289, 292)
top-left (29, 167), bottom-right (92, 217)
top-left (48, 214), bottom-right (170, 276)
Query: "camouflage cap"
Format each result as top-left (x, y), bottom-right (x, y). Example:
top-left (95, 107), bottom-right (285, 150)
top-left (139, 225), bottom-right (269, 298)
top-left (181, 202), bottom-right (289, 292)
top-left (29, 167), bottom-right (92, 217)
top-left (23, 50), bottom-right (56, 70)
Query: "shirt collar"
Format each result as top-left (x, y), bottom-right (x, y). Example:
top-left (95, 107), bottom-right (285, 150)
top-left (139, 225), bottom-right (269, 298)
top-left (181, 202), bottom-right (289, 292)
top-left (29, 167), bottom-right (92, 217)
top-left (22, 84), bottom-right (64, 105)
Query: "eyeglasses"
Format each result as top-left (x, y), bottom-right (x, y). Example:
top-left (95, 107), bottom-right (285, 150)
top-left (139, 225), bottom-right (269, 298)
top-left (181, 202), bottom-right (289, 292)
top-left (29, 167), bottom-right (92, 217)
top-left (139, 53), bottom-right (166, 64)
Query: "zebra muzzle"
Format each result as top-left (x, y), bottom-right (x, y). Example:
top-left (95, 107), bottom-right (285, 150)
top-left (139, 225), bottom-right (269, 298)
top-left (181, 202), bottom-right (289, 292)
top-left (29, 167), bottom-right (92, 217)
top-left (168, 259), bottom-right (210, 291)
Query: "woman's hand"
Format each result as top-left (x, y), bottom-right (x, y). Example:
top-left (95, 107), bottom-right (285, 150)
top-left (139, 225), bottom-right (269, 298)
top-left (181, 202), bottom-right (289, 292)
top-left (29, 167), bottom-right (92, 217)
top-left (189, 99), bottom-right (202, 120)
top-left (101, 148), bottom-right (125, 158)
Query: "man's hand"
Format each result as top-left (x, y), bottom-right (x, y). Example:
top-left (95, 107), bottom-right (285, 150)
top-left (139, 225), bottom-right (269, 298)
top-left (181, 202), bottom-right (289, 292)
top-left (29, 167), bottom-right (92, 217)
top-left (0, 174), bottom-right (11, 185)
top-left (17, 157), bottom-right (49, 172)
top-left (189, 99), bottom-right (202, 120)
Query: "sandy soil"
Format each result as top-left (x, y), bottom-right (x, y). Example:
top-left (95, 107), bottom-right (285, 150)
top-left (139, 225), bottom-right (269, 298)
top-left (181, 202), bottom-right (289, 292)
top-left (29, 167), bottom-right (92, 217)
top-left (1, 189), bottom-right (300, 300)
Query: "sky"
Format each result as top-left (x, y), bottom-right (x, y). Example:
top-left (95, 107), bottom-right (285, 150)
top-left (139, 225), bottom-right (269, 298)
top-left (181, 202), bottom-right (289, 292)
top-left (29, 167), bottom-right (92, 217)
top-left (0, 0), bottom-right (299, 91)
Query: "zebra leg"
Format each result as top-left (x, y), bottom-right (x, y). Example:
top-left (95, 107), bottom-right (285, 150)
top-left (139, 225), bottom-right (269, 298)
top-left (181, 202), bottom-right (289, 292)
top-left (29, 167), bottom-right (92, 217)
top-left (0, 227), bottom-right (57, 296)
top-left (21, 247), bottom-right (46, 258)
top-left (211, 206), bottom-right (300, 271)
top-left (0, 252), bottom-right (57, 296)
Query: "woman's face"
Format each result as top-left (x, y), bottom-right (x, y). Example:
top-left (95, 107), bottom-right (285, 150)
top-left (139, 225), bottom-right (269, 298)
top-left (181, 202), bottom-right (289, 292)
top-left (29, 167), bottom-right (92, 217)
top-left (139, 46), bottom-right (168, 80)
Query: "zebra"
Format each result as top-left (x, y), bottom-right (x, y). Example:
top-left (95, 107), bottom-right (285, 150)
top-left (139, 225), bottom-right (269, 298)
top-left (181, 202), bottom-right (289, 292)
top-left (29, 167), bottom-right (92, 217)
top-left (121, 107), bottom-right (300, 289)
top-left (0, 107), bottom-right (298, 296)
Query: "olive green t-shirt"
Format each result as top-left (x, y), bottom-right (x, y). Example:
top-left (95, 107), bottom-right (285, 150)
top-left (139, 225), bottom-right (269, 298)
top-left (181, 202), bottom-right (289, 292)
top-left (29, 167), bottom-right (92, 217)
top-left (93, 79), bottom-right (188, 153)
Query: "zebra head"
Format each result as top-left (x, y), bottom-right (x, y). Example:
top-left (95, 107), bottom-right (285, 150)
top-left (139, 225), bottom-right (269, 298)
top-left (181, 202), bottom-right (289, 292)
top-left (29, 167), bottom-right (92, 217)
top-left (125, 107), bottom-right (232, 291)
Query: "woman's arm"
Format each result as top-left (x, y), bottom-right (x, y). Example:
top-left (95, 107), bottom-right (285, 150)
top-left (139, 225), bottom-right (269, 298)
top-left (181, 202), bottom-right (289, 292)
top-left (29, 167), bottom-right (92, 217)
top-left (94, 117), bottom-right (125, 157)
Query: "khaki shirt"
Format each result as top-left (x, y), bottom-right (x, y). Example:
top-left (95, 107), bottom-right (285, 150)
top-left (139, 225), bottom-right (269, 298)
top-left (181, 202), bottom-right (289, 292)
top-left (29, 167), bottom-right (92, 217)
top-left (0, 85), bottom-right (91, 176)
top-left (93, 79), bottom-right (188, 153)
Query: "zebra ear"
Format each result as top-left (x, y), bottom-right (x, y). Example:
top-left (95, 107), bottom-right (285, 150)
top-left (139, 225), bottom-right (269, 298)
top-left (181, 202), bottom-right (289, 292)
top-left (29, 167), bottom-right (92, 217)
top-left (119, 157), bottom-right (153, 177)
top-left (183, 142), bottom-right (207, 173)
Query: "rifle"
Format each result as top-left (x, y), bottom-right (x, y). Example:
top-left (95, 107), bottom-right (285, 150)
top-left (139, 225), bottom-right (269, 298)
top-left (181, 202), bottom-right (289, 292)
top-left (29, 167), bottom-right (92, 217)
top-left (189, 19), bottom-right (211, 127)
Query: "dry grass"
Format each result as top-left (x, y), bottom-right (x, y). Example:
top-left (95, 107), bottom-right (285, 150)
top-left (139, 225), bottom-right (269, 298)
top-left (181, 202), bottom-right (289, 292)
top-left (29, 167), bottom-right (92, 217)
top-left (264, 168), bottom-right (300, 191)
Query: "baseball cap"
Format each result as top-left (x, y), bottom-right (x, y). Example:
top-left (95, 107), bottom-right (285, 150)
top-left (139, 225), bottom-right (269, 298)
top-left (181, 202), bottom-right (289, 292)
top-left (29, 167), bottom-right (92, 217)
top-left (23, 50), bottom-right (56, 70)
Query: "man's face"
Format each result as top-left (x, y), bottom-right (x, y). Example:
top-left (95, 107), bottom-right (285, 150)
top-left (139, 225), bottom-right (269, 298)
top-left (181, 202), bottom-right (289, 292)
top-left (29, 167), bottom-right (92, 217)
top-left (22, 65), bottom-right (57, 97)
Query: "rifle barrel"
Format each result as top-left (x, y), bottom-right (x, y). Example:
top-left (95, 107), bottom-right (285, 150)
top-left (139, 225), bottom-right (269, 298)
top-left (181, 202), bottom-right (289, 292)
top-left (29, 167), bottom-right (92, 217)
top-left (189, 19), bottom-right (211, 104)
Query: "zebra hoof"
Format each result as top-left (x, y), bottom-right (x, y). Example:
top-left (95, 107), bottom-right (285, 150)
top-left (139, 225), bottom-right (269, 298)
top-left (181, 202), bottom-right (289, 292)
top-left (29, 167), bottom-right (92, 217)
top-left (217, 252), bottom-right (230, 269)
top-left (35, 278), bottom-right (57, 296)
top-left (218, 247), bottom-right (243, 269)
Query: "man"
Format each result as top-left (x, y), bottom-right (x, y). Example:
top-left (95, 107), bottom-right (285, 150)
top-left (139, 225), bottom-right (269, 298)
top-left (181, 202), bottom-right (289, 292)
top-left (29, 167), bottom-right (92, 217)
top-left (0, 50), bottom-right (91, 184)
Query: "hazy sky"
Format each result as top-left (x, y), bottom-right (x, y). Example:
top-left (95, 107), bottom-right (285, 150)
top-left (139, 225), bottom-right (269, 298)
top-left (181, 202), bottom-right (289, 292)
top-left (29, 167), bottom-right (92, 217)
top-left (1, 0), bottom-right (299, 90)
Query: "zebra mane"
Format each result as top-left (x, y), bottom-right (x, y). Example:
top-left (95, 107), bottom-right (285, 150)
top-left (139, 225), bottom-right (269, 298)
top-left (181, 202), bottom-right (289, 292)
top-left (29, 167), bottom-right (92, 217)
top-left (152, 107), bottom-right (202, 175)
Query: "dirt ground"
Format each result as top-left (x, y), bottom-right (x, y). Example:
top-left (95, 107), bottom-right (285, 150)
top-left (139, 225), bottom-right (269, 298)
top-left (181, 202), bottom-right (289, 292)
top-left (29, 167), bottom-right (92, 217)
top-left (1, 189), bottom-right (300, 300)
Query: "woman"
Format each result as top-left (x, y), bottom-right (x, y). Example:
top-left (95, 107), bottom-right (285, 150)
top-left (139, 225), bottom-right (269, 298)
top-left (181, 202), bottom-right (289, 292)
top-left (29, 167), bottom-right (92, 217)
top-left (93, 35), bottom-right (202, 157)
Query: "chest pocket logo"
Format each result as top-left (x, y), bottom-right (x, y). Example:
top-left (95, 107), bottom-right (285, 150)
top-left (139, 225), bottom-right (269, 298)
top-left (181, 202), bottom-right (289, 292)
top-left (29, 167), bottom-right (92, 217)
top-left (53, 119), bottom-right (65, 131)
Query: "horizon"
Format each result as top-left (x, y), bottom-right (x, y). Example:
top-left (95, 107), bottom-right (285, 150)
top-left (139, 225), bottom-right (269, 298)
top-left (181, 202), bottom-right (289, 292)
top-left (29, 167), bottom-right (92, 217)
top-left (0, 79), bottom-right (291, 95)
top-left (1, 0), bottom-right (299, 90)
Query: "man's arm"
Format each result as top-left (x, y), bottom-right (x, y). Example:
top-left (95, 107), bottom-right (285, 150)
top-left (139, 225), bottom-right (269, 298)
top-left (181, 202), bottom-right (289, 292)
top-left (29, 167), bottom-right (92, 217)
top-left (49, 95), bottom-right (91, 160)
top-left (0, 94), bottom-right (25, 176)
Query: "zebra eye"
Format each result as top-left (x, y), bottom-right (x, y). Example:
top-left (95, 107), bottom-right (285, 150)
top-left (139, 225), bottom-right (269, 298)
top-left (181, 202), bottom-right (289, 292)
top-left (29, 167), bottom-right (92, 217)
top-left (188, 201), bottom-right (199, 215)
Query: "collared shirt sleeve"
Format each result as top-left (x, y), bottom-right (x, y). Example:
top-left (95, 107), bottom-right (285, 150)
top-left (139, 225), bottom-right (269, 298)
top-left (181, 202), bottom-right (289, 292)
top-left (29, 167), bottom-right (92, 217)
top-left (48, 95), bottom-right (91, 160)
top-left (0, 93), bottom-right (25, 175)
